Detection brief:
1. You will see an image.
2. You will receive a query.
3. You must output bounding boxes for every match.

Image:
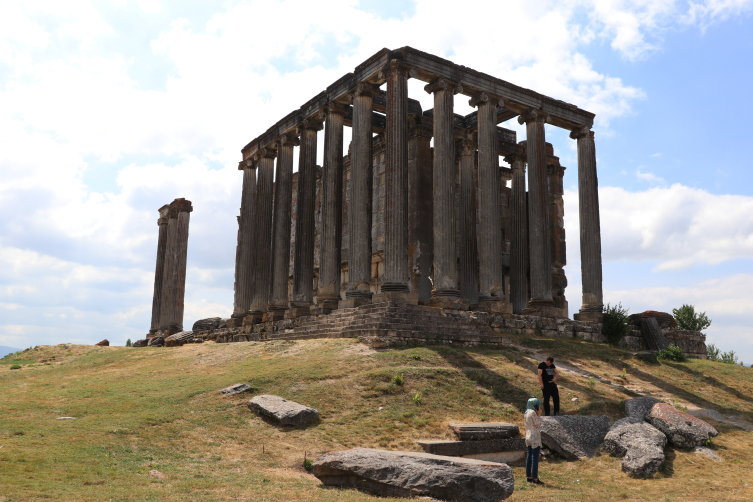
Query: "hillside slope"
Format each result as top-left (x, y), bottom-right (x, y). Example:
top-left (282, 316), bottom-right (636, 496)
top-left (1, 335), bottom-right (752, 501)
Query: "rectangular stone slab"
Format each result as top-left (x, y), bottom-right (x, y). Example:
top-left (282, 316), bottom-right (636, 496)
top-left (448, 422), bottom-right (520, 440)
top-left (417, 438), bottom-right (526, 457)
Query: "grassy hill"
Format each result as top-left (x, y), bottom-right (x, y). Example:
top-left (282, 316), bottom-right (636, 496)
top-left (1, 334), bottom-right (752, 501)
top-left (0, 346), bottom-right (22, 359)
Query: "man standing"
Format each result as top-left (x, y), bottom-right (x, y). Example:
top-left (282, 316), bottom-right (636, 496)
top-left (537, 356), bottom-right (560, 416)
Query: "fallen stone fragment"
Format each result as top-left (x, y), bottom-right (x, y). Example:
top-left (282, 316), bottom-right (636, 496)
top-left (132, 339), bottom-right (149, 347)
top-left (192, 317), bottom-right (221, 332)
top-left (248, 395), bottom-right (319, 426)
top-left (165, 331), bottom-right (194, 347)
top-left (692, 446), bottom-right (722, 462)
top-left (646, 403), bottom-right (718, 449)
top-left (448, 422), bottom-right (519, 440)
top-left (221, 383), bottom-right (251, 396)
top-left (417, 438), bottom-right (526, 464)
top-left (57, 417), bottom-right (76, 420)
top-left (148, 470), bottom-right (165, 480)
top-left (540, 415), bottom-right (610, 460)
top-left (313, 448), bottom-right (514, 502)
top-left (147, 336), bottom-right (165, 347)
top-left (625, 396), bottom-right (664, 420)
top-left (604, 417), bottom-right (667, 477)
top-left (95, 339), bottom-right (109, 347)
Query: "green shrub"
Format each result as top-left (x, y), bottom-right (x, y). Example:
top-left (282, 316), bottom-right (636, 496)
top-left (720, 350), bottom-right (740, 365)
top-left (657, 345), bottom-right (687, 362)
top-left (413, 391), bottom-right (422, 405)
top-left (602, 303), bottom-right (632, 345)
top-left (707, 343), bottom-right (721, 362)
top-left (672, 304), bottom-right (711, 332)
top-left (126, 339), bottom-right (133, 347)
top-left (303, 458), bottom-right (313, 472)
top-left (392, 373), bottom-right (404, 386)
top-left (10, 364), bottom-right (21, 370)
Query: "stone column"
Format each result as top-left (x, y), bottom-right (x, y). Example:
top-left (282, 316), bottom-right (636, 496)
top-left (343, 83), bottom-right (380, 308)
top-left (377, 60), bottom-right (415, 303)
top-left (267, 133), bottom-right (298, 320)
top-left (233, 160), bottom-right (257, 318)
top-left (408, 119), bottom-right (434, 304)
top-left (507, 151), bottom-right (528, 314)
top-left (425, 77), bottom-right (463, 307)
top-left (247, 147), bottom-right (276, 321)
top-left (471, 93), bottom-right (512, 314)
top-left (148, 205), bottom-right (169, 335)
top-left (548, 162), bottom-right (568, 315)
top-left (518, 110), bottom-right (555, 315)
top-left (158, 198), bottom-right (192, 333)
top-left (571, 127), bottom-right (604, 321)
top-left (289, 116), bottom-right (323, 316)
top-left (457, 137), bottom-right (479, 308)
top-left (316, 102), bottom-right (349, 313)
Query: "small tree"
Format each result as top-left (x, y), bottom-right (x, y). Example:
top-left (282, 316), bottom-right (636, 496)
top-left (672, 304), bottom-right (711, 332)
top-left (602, 302), bottom-right (632, 345)
top-left (707, 343), bottom-right (721, 362)
top-left (125, 339), bottom-right (132, 347)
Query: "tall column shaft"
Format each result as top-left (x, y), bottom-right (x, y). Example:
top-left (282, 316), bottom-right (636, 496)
top-left (291, 118), bottom-right (323, 307)
top-left (548, 163), bottom-right (568, 312)
top-left (233, 162), bottom-right (257, 317)
top-left (249, 148), bottom-right (276, 316)
top-left (149, 205), bottom-right (169, 333)
top-left (426, 78), bottom-right (461, 300)
top-left (158, 207), bottom-right (178, 330)
top-left (408, 121), bottom-right (434, 303)
top-left (382, 60), bottom-right (411, 293)
top-left (269, 135), bottom-right (298, 311)
top-left (520, 111), bottom-right (553, 308)
top-left (572, 128), bottom-right (603, 313)
top-left (346, 83), bottom-right (379, 300)
top-left (171, 200), bottom-right (192, 330)
top-left (508, 151), bottom-right (529, 314)
top-left (458, 138), bottom-right (479, 306)
top-left (318, 104), bottom-right (348, 308)
top-left (158, 198), bottom-right (192, 331)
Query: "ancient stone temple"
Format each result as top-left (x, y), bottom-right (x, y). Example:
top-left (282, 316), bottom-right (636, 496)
top-left (222, 47), bottom-right (604, 345)
top-left (148, 198), bottom-right (193, 337)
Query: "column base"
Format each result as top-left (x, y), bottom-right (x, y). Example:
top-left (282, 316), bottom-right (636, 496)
top-left (263, 309), bottom-right (286, 322)
top-left (522, 300), bottom-right (567, 319)
top-left (338, 298), bottom-right (371, 309)
top-left (477, 299), bottom-right (513, 314)
top-left (574, 311), bottom-right (604, 323)
top-left (285, 306), bottom-right (312, 319)
top-left (430, 295), bottom-right (469, 311)
top-left (243, 314), bottom-right (263, 327)
top-left (373, 291), bottom-right (418, 305)
top-left (311, 297), bottom-right (340, 315)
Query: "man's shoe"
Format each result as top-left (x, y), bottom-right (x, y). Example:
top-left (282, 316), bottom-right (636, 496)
top-left (526, 478), bottom-right (533, 483)
top-left (533, 479), bottom-right (545, 485)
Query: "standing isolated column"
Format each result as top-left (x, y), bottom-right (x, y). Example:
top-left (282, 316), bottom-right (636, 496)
top-left (548, 162), bottom-right (568, 315)
top-left (457, 137), bottom-right (479, 308)
top-left (248, 147), bottom-right (276, 321)
top-left (344, 83), bottom-right (380, 307)
top-left (149, 205), bottom-right (170, 335)
top-left (290, 116), bottom-right (324, 315)
top-left (571, 127), bottom-right (604, 321)
top-left (507, 150), bottom-right (529, 314)
top-left (519, 110), bottom-right (555, 315)
top-left (425, 77), bottom-right (462, 306)
top-left (233, 160), bottom-right (257, 319)
top-left (159, 198), bottom-right (192, 332)
top-left (268, 133), bottom-right (299, 319)
top-left (317, 102), bottom-right (348, 313)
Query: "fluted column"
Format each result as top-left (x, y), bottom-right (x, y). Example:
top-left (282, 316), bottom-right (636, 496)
top-left (344, 83), bottom-right (380, 305)
top-left (317, 103), bottom-right (348, 312)
top-left (268, 133), bottom-right (298, 319)
top-left (426, 77), bottom-right (462, 304)
top-left (457, 137), bottom-right (479, 307)
top-left (149, 205), bottom-right (169, 335)
top-left (571, 127), bottom-right (603, 319)
top-left (159, 198), bottom-right (192, 332)
top-left (507, 150), bottom-right (529, 314)
top-left (290, 117), bottom-right (323, 313)
top-left (233, 160), bottom-right (257, 318)
top-left (548, 162), bottom-right (568, 314)
top-left (519, 110), bottom-right (554, 313)
top-left (248, 147), bottom-right (276, 320)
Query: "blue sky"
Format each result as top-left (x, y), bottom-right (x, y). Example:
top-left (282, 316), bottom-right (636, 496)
top-left (1, 0), bottom-right (752, 364)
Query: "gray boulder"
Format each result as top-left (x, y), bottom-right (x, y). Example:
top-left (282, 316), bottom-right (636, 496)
top-left (540, 415), bottom-right (610, 460)
top-left (604, 417), bottom-right (667, 477)
top-left (133, 339), bottom-right (149, 347)
top-left (625, 396), bottom-right (663, 420)
top-left (448, 422), bottom-right (519, 440)
top-left (248, 395), bottom-right (319, 426)
top-left (313, 448), bottom-right (514, 502)
top-left (646, 403), bottom-right (718, 449)
top-left (692, 446), bottom-right (722, 462)
top-left (221, 383), bottom-right (251, 396)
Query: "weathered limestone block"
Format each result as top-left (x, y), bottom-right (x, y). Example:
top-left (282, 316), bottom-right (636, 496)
top-left (417, 438), bottom-right (525, 456)
top-left (248, 395), bottom-right (319, 426)
top-left (625, 396), bottom-right (664, 420)
top-left (646, 403), bottom-right (718, 449)
top-left (619, 335), bottom-right (646, 351)
top-left (448, 422), bottom-right (520, 440)
top-left (147, 336), bottom-right (165, 347)
top-left (640, 317), bottom-right (669, 351)
top-left (312, 448), bottom-right (514, 502)
top-left (165, 331), bottom-right (194, 347)
top-left (220, 383), bottom-right (251, 396)
top-left (691, 446), bottom-right (722, 461)
top-left (540, 415), bottom-right (610, 460)
top-left (604, 417), bottom-right (667, 477)
top-left (132, 339), bottom-right (149, 347)
top-left (95, 339), bottom-right (109, 346)
top-left (192, 317), bottom-right (221, 332)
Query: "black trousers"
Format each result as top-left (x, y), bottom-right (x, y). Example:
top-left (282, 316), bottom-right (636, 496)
top-left (542, 382), bottom-right (560, 416)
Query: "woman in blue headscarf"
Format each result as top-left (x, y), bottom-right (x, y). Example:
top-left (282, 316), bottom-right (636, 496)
top-left (524, 397), bottom-right (544, 485)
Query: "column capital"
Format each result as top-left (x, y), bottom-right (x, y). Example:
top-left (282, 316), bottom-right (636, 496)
top-left (424, 77), bottom-right (463, 95)
top-left (456, 138), bottom-right (476, 157)
top-left (169, 197), bottom-right (193, 214)
top-left (326, 101), bottom-right (350, 116)
top-left (517, 108), bottom-right (550, 125)
top-left (569, 126), bottom-right (593, 140)
top-left (298, 115), bottom-right (324, 133)
top-left (254, 146), bottom-right (277, 161)
top-left (468, 91), bottom-right (501, 108)
top-left (348, 81), bottom-right (380, 100)
top-left (378, 59), bottom-right (416, 80)
top-left (238, 158), bottom-right (257, 171)
top-left (547, 164), bottom-right (566, 177)
top-left (275, 132), bottom-right (300, 148)
top-left (504, 152), bottom-right (527, 167)
top-left (409, 122), bottom-right (433, 140)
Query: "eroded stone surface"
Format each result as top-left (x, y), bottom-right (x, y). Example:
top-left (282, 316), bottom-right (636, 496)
top-left (692, 446), bottom-right (722, 462)
top-left (625, 396), bottom-right (664, 420)
top-left (248, 395), bottom-right (319, 426)
top-left (449, 422), bottom-right (519, 440)
top-left (540, 415), bottom-right (610, 460)
top-left (417, 438), bottom-right (526, 457)
top-left (604, 417), bottom-right (667, 477)
top-left (165, 331), bottom-right (194, 347)
top-left (147, 336), bottom-right (164, 347)
top-left (646, 403), bottom-right (718, 449)
top-left (221, 383), bottom-right (251, 396)
top-left (312, 448), bottom-right (514, 502)
top-left (133, 339), bottom-right (148, 347)
top-left (95, 339), bottom-right (109, 346)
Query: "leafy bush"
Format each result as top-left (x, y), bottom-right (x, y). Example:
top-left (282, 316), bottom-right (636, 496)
top-left (126, 339), bottom-right (133, 347)
top-left (720, 350), bottom-right (740, 365)
top-left (707, 343), bottom-right (721, 362)
top-left (10, 364), bottom-right (21, 370)
top-left (303, 458), bottom-right (313, 472)
top-left (392, 373), bottom-right (404, 386)
top-left (413, 391), bottom-right (422, 405)
top-left (602, 303), bottom-right (632, 345)
top-left (672, 304), bottom-right (711, 332)
top-left (657, 345), bottom-right (687, 362)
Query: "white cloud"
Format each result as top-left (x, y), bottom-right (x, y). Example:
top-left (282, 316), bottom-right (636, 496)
top-left (636, 170), bottom-right (664, 183)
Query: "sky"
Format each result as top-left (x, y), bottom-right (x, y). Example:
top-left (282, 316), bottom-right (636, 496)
top-left (1, 0), bottom-right (752, 364)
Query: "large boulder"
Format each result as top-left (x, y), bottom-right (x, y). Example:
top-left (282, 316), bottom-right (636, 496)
top-left (95, 339), bottom-right (109, 346)
top-left (147, 336), bottom-right (165, 347)
top-left (625, 396), bottom-right (664, 420)
top-left (313, 448), bottom-right (514, 502)
top-left (448, 422), bottom-right (519, 440)
top-left (133, 339), bottom-right (149, 347)
top-left (248, 395), bottom-right (319, 426)
top-left (646, 403), bottom-right (718, 448)
top-left (540, 415), bottom-right (610, 460)
top-left (165, 331), bottom-right (194, 347)
top-left (604, 417), bottom-right (667, 477)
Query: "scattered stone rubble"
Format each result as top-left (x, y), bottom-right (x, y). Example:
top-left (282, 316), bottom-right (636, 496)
top-left (247, 395), bottom-right (319, 426)
top-left (625, 396), bottom-right (664, 420)
top-left (604, 417), bottom-right (667, 477)
top-left (418, 422), bottom-right (526, 464)
top-left (619, 310), bottom-right (707, 358)
top-left (220, 383), bottom-right (251, 396)
top-left (646, 402), bottom-right (718, 449)
top-left (448, 422), bottom-right (520, 440)
top-left (540, 415), bottom-right (610, 460)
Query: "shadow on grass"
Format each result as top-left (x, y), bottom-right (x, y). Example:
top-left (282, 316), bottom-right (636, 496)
top-left (662, 361), bottom-right (753, 404)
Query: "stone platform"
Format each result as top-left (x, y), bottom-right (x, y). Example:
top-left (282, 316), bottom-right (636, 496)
top-left (193, 301), bottom-right (604, 348)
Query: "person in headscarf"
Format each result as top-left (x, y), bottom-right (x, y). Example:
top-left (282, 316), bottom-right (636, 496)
top-left (524, 397), bottom-right (544, 485)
